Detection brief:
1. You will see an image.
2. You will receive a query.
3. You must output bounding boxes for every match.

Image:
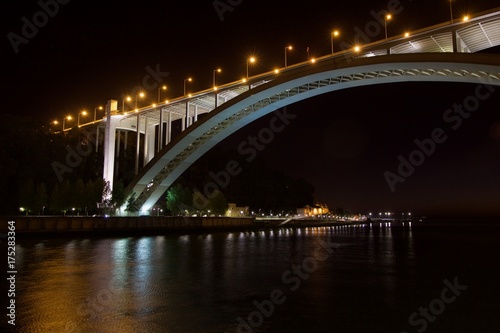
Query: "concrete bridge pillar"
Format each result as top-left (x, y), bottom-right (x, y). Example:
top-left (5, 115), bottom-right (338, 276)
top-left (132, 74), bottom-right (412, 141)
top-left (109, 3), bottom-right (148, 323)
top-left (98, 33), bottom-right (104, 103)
top-left (103, 99), bottom-right (118, 199)
top-left (166, 110), bottom-right (172, 145)
top-left (145, 124), bottom-right (156, 165)
top-left (453, 30), bottom-right (469, 53)
top-left (135, 113), bottom-right (140, 175)
top-left (158, 109), bottom-right (163, 152)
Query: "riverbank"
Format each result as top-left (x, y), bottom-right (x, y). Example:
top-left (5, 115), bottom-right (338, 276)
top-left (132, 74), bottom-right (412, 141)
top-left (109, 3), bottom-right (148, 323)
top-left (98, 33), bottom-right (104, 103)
top-left (0, 216), bottom-right (371, 237)
top-left (0, 216), bottom-right (254, 235)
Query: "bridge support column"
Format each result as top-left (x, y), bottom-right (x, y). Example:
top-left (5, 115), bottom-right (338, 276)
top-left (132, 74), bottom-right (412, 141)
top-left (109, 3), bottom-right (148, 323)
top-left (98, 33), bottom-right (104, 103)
top-left (124, 131), bottom-right (128, 150)
top-left (135, 114), bottom-right (140, 176)
top-left (166, 110), bottom-right (171, 144)
top-left (214, 92), bottom-right (218, 108)
top-left (194, 105), bottom-right (198, 123)
top-left (103, 100), bottom-right (118, 198)
top-left (115, 130), bottom-right (121, 177)
top-left (453, 30), bottom-right (469, 53)
top-left (146, 126), bottom-right (156, 164)
top-left (452, 29), bottom-right (458, 52)
top-left (143, 116), bottom-right (149, 167)
top-left (184, 101), bottom-right (190, 129)
top-left (158, 109), bottom-right (163, 152)
top-left (116, 130), bottom-right (121, 158)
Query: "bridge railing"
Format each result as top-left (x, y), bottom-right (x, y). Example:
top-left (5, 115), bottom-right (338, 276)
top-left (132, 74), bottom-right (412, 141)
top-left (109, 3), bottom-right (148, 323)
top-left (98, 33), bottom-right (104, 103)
top-left (67, 6), bottom-right (500, 133)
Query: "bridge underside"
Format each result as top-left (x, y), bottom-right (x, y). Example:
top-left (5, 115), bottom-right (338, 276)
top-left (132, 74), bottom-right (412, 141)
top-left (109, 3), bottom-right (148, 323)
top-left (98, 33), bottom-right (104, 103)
top-left (126, 53), bottom-right (500, 213)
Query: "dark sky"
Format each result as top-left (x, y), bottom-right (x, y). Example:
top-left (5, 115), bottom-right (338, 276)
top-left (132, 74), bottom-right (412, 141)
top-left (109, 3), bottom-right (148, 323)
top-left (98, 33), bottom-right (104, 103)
top-left (2, 0), bottom-right (500, 217)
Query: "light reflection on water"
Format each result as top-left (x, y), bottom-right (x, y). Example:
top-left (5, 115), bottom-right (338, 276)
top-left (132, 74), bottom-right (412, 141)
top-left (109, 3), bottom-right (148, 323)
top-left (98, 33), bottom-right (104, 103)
top-left (9, 223), bottom-right (500, 333)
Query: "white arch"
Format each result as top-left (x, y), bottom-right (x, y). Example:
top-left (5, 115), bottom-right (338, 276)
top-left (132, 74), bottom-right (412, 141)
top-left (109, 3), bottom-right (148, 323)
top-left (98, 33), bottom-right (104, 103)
top-left (127, 53), bottom-right (500, 213)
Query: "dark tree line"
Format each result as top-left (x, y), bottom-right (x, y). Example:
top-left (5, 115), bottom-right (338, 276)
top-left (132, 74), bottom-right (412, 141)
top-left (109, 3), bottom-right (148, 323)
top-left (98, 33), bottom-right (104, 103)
top-left (165, 147), bottom-right (315, 215)
top-left (0, 116), bottom-right (108, 215)
top-left (1, 115), bottom-right (315, 216)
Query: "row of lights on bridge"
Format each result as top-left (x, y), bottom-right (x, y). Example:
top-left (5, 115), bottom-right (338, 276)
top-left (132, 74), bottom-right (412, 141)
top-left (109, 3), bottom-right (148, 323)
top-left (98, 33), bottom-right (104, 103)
top-left (52, 10), bottom-right (472, 132)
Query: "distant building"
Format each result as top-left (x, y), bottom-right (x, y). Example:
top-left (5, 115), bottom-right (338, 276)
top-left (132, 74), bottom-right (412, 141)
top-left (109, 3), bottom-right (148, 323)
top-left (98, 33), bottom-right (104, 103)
top-left (297, 203), bottom-right (329, 217)
top-left (226, 203), bottom-right (249, 217)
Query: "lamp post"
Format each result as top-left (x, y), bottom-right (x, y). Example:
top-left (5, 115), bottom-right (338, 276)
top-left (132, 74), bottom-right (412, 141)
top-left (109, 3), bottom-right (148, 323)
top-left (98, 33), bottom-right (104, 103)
top-left (213, 68), bottom-right (221, 90)
top-left (158, 85), bottom-right (167, 103)
top-left (123, 96), bottom-right (132, 113)
top-left (449, 0), bottom-right (454, 23)
top-left (93, 106), bottom-right (103, 123)
top-left (184, 78), bottom-right (192, 96)
top-left (331, 30), bottom-right (339, 54)
top-left (384, 14), bottom-right (392, 40)
top-left (63, 115), bottom-right (72, 131)
top-left (284, 46), bottom-right (292, 68)
top-left (135, 92), bottom-right (145, 109)
top-left (78, 110), bottom-right (88, 127)
top-left (246, 57), bottom-right (255, 79)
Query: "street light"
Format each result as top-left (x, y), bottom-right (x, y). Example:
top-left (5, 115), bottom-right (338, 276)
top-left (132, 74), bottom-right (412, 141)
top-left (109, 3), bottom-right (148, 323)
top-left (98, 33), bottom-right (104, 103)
top-left (184, 77), bottom-right (192, 96)
top-left (78, 110), bottom-right (88, 127)
top-left (213, 68), bottom-right (221, 90)
top-left (123, 96), bottom-right (132, 113)
top-left (449, 0), bottom-right (454, 23)
top-left (157, 85), bottom-right (167, 103)
top-left (384, 14), bottom-right (392, 40)
top-left (463, 15), bottom-right (469, 22)
top-left (63, 115), bottom-right (72, 131)
top-left (284, 45), bottom-right (292, 68)
top-left (135, 91), bottom-right (145, 109)
top-left (94, 106), bottom-right (103, 123)
top-left (246, 57), bottom-right (255, 79)
top-left (331, 30), bottom-right (339, 54)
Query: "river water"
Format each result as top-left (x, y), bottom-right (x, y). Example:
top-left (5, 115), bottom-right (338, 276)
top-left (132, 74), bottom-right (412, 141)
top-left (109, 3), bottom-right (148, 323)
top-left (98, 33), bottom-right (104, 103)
top-left (4, 221), bottom-right (500, 333)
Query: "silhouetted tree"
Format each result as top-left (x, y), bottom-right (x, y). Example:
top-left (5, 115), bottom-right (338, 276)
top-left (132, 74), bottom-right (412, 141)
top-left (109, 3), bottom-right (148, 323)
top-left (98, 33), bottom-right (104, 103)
top-left (111, 180), bottom-right (127, 208)
top-left (34, 182), bottom-right (48, 215)
top-left (166, 184), bottom-right (193, 215)
top-left (19, 179), bottom-right (35, 214)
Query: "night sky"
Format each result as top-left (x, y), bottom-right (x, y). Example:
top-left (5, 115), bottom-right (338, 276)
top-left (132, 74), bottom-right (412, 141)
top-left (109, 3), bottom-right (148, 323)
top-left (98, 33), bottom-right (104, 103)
top-left (3, 0), bottom-right (500, 217)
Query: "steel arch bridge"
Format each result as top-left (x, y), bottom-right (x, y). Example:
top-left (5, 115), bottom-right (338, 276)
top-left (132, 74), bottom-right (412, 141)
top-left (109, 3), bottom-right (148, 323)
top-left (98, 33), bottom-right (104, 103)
top-left (82, 7), bottom-right (500, 214)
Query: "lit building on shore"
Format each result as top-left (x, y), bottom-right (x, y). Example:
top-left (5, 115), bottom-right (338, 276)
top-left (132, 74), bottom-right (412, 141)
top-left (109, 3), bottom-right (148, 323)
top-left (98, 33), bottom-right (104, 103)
top-left (296, 203), bottom-right (329, 217)
top-left (226, 203), bottom-right (249, 217)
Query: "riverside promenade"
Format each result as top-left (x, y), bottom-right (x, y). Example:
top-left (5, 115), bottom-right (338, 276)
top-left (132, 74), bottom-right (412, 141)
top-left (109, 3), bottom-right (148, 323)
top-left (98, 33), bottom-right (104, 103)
top-left (0, 216), bottom-right (372, 236)
top-left (0, 216), bottom-right (255, 235)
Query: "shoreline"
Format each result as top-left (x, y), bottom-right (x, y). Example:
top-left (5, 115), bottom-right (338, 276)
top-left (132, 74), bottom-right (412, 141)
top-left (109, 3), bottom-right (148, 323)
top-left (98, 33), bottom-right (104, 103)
top-left (0, 216), bottom-right (372, 238)
top-left (2, 216), bottom-right (496, 239)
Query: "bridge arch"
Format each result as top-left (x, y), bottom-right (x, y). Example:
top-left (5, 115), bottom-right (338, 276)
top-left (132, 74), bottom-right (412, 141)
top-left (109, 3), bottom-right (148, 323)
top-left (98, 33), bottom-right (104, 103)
top-left (126, 53), bottom-right (500, 213)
